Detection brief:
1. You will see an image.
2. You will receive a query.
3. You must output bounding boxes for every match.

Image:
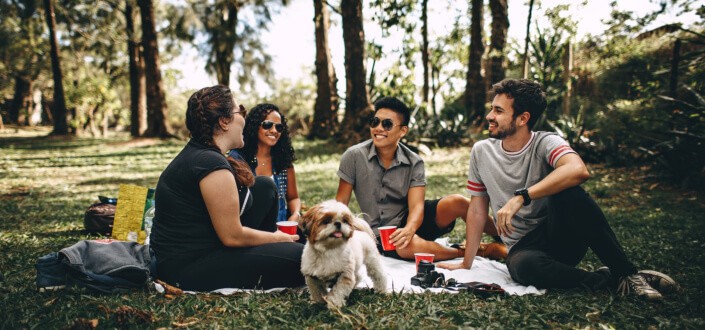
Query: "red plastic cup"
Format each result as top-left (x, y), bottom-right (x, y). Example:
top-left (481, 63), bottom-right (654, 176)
top-left (414, 253), bottom-right (435, 271)
top-left (277, 221), bottom-right (298, 235)
top-left (378, 226), bottom-right (397, 251)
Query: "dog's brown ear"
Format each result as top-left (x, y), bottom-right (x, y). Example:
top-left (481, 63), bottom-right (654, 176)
top-left (299, 206), bottom-right (318, 237)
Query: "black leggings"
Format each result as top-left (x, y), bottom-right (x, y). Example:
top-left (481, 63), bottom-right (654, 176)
top-left (163, 176), bottom-right (304, 291)
top-left (506, 186), bottom-right (637, 290)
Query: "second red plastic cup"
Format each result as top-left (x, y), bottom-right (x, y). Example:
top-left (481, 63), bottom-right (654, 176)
top-left (277, 221), bottom-right (298, 235)
top-left (378, 226), bottom-right (397, 251)
top-left (414, 253), bottom-right (435, 271)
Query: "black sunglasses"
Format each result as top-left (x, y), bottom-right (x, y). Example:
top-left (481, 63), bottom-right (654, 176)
top-left (261, 120), bottom-right (284, 133)
top-left (369, 117), bottom-right (404, 131)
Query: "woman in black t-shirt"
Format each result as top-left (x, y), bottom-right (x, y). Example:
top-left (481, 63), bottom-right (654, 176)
top-left (150, 85), bottom-right (304, 291)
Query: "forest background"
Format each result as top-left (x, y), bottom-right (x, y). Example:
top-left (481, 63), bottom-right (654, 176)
top-left (1, 0), bottom-right (703, 186)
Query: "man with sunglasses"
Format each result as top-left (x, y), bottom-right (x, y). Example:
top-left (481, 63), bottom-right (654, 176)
top-left (436, 79), bottom-right (676, 300)
top-left (335, 97), bottom-right (505, 261)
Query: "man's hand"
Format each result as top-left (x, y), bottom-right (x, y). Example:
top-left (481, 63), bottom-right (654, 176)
top-left (389, 226), bottom-right (416, 250)
top-left (437, 261), bottom-right (470, 271)
top-left (495, 195), bottom-right (523, 236)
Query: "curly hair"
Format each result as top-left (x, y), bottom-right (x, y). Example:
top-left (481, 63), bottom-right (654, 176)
top-left (491, 79), bottom-right (547, 129)
top-left (238, 103), bottom-right (296, 172)
top-left (185, 85), bottom-right (254, 187)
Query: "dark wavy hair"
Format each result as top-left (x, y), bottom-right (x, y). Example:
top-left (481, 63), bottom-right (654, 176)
top-left (373, 96), bottom-right (411, 126)
top-left (185, 85), bottom-right (254, 187)
top-left (491, 79), bottom-right (547, 129)
top-left (238, 103), bottom-right (296, 172)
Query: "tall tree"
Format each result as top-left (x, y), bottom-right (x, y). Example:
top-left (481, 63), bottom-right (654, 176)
top-left (43, 0), bottom-right (68, 135)
top-left (138, 0), bottom-right (171, 137)
top-left (464, 0), bottom-right (485, 125)
top-left (522, 0), bottom-right (535, 79)
top-left (203, 0), bottom-right (238, 86)
top-left (126, 1), bottom-right (147, 137)
top-left (340, 0), bottom-right (373, 143)
top-left (309, 0), bottom-right (339, 139)
top-left (420, 0), bottom-right (429, 106)
top-left (488, 0), bottom-right (508, 85)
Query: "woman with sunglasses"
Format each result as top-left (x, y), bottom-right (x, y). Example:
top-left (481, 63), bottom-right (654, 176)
top-left (229, 103), bottom-right (301, 223)
top-left (150, 86), bottom-right (304, 291)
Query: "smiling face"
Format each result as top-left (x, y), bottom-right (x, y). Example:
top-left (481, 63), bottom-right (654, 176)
top-left (257, 111), bottom-right (282, 148)
top-left (223, 102), bottom-right (247, 149)
top-left (370, 108), bottom-right (408, 150)
top-left (486, 93), bottom-right (521, 139)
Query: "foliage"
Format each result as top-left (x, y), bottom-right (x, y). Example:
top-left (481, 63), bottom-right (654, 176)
top-left (0, 131), bottom-right (704, 328)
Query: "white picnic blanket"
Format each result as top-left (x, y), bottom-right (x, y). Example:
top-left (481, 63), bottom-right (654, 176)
top-left (159, 242), bottom-right (545, 296)
top-left (356, 254), bottom-right (544, 295)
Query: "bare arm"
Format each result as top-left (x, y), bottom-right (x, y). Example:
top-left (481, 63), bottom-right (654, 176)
top-left (390, 186), bottom-right (424, 249)
top-left (437, 195), bottom-right (489, 270)
top-left (335, 178), bottom-right (353, 205)
top-left (285, 166), bottom-right (301, 222)
top-left (200, 169), bottom-right (298, 247)
top-left (496, 153), bottom-right (590, 236)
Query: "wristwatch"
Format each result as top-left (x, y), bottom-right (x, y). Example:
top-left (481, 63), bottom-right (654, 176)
top-left (514, 188), bottom-right (531, 206)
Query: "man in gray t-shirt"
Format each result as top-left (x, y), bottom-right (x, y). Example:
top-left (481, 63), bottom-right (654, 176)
top-left (336, 97), bottom-right (505, 261)
top-left (438, 79), bottom-right (675, 301)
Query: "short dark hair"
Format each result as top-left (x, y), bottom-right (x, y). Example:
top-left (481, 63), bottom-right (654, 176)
top-left (491, 79), bottom-right (547, 129)
top-left (373, 96), bottom-right (411, 126)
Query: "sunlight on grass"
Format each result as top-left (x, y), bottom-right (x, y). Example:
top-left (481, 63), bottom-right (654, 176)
top-left (1, 132), bottom-right (703, 328)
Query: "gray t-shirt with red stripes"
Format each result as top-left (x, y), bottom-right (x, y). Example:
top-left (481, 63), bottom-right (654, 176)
top-left (466, 131), bottom-right (575, 250)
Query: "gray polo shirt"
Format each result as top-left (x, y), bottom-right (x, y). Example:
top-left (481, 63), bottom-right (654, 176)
top-left (337, 140), bottom-right (426, 234)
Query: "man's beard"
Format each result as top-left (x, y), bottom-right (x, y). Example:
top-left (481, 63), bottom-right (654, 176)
top-left (488, 120), bottom-right (517, 139)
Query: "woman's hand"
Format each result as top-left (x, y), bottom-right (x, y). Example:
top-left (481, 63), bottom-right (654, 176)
top-left (287, 211), bottom-right (300, 223)
top-left (273, 230), bottom-right (299, 242)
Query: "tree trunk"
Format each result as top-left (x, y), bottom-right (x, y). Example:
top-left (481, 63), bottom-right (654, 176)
top-left (488, 0), bottom-right (508, 85)
top-left (670, 38), bottom-right (681, 99)
top-left (522, 0), bottom-right (535, 79)
top-left (126, 2), bottom-right (147, 137)
top-left (209, 0), bottom-right (239, 86)
top-left (562, 42), bottom-right (572, 116)
top-left (339, 0), bottom-right (372, 143)
top-left (309, 0), bottom-right (339, 139)
top-left (9, 76), bottom-right (31, 124)
top-left (138, 0), bottom-right (171, 138)
top-left (464, 0), bottom-right (485, 125)
top-left (43, 0), bottom-right (69, 135)
top-left (420, 0), bottom-right (429, 107)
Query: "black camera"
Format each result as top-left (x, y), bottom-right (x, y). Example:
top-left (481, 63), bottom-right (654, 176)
top-left (410, 260), bottom-right (445, 288)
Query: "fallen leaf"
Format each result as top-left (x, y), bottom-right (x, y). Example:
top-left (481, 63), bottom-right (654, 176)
top-left (649, 183), bottom-right (659, 190)
top-left (172, 317), bottom-right (199, 328)
top-left (67, 318), bottom-right (98, 330)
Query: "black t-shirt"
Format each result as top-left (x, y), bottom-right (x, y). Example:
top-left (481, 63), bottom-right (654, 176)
top-left (151, 139), bottom-right (247, 265)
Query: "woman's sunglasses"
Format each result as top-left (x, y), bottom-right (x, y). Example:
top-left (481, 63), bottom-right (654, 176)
top-left (261, 120), bottom-right (284, 133)
top-left (369, 117), bottom-right (403, 131)
top-left (232, 104), bottom-right (247, 117)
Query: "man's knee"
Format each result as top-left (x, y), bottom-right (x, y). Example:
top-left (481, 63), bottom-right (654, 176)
top-left (507, 251), bottom-right (550, 287)
top-left (437, 194), bottom-right (470, 217)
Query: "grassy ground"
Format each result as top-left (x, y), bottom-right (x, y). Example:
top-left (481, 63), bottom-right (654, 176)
top-left (1, 127), bottom-right (704, 329)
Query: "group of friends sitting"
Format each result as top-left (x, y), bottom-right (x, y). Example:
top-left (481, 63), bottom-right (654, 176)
top-left (150, 78), bottom-right (676, 301)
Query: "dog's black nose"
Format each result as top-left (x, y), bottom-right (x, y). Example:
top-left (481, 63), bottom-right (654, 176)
top-left (334, 221), bottom-right (341, 229)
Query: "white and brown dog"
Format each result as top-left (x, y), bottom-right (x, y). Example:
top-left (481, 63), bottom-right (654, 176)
top-left (299, 200), bottom-right (387, 309)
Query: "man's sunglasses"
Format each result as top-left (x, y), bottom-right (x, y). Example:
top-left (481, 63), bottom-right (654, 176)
top-left (261, 120), bottom-right (284, 133)
top-left (369, 117), bottom-right (404, 131)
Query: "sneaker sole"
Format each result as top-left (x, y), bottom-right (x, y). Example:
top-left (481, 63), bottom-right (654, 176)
top-left (38, 285), bottom-right (66, 292)
top-left (638, 270), bottom-right (678, 294)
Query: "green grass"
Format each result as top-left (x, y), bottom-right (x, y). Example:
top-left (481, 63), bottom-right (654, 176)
top-left (1, 127), bottom-right (704, 329)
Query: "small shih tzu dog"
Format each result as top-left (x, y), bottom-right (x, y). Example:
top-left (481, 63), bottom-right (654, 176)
top-left (300, 200), bottom-right (387, 309)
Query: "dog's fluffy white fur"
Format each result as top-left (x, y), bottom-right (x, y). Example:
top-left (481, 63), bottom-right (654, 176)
top-left (300, 200), bottom-right (387, 309)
